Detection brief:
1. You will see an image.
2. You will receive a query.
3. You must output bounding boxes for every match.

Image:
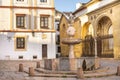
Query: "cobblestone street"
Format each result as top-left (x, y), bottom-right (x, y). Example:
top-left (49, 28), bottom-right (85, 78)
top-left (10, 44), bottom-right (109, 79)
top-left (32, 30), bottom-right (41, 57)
top-left (0, 58), bottom-right (120, 80)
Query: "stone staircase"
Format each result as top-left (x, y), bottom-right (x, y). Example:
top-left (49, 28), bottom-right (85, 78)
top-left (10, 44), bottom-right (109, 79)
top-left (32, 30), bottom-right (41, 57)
top-left (23, 66), bottom-right (117, 78)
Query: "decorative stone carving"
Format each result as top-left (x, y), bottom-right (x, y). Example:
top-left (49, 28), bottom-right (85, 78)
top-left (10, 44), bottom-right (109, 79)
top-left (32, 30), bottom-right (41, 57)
top-left (66, 26), bottom-right (76, 37)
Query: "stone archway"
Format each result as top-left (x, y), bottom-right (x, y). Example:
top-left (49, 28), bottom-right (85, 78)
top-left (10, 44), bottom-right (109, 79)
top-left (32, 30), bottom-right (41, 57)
top-left (81, 22), bottom-right (94, 57)
top-left (97, 16), bottom-right (114, 58)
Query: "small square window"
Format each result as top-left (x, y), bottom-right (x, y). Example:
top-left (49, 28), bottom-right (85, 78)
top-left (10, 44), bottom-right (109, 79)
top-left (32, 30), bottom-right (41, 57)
top-left (16, 0), bottom-right (24, 1)
top-left (19, 56), bottom-right (23, 59)
top-left (33, 56), bottom-right (37, 59)
top-left (40, 0), bottom-right (47, 3)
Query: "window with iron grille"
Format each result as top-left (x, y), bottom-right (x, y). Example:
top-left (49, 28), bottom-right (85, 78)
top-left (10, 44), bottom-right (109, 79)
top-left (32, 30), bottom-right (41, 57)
top-left (16, 37), bottom-right (25, 49)
top-left (40, 16), bottom-right (49, 29)
top-left (16, 14), bottom-right (25, 28)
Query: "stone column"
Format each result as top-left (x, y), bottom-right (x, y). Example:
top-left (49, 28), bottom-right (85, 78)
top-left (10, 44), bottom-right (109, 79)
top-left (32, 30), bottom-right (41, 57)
top-left (69, 45), bottom-right (74, 58)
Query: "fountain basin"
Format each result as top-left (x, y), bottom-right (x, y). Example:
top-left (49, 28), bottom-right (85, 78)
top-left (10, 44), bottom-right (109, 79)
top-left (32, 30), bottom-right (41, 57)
top-left (62, 38), bottom-right (81, 44)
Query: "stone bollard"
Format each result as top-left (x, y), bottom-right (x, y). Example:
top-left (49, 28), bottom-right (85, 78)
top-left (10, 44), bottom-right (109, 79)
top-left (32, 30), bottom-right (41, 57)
top-left (36, 61), bottom-right (40, 68)
top-left (117, 66), bottom-right (120, 76)
top-left (19, 64), bottom-right (24, 72)
top-left (52, 59), bottom-right (56, 71)
top-left (77, 67), bottom-right (84, 79)
top-left (94, 58), bottom-right (100, 69)
top-left (29, 67), bottom-right (34, 76)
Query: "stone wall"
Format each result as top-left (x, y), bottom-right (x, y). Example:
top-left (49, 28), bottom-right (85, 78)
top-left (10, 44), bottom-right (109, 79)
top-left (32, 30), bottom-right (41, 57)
top-left (44, 57), bottom-right (99, 71)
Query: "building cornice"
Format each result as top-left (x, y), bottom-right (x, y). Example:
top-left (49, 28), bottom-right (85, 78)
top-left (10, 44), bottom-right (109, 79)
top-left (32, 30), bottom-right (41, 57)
top-left (0, 30), bottom-right (56, 33)
top-left (87, 0), bottom-right (120, 15)
top-left (0, 6), bottom-right (55, 10)
top-left (73, 0), bottom-right (101, 15)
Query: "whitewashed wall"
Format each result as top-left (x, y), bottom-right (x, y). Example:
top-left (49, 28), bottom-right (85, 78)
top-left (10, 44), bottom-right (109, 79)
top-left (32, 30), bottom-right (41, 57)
top-left (0, 32), bottom-right (56, 60)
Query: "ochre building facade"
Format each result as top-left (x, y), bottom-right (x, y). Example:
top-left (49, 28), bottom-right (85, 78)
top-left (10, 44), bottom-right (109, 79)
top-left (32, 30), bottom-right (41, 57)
top-left (60, 0), bottom-right (120, 59)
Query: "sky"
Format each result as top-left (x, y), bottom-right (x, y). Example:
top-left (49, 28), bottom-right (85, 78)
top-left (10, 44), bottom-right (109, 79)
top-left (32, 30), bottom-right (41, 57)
top-left (55, 0), bottom-right (90, 12)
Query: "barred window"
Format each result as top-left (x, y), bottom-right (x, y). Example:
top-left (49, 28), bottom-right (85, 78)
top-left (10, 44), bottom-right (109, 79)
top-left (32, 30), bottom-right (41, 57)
top-left (40, 15), bottom-right (49, 29)
top-left (16, 14), bottom-right (25, 28)
top-left (16, 37), bottom-right (25, 49)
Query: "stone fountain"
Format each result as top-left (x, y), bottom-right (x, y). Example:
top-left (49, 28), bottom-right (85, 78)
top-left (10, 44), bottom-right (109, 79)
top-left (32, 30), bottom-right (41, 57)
top-left (62, 24), bottom-right (81, 58)
top-left (43, 14), bottom-right (100, 71)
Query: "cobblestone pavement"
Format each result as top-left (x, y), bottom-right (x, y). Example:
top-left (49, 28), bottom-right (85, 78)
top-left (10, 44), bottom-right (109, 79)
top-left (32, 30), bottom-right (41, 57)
top-left (0, 58), bottom-right (120, 80)
top-left (0, 71), bottom-right (26, 80)
top-left (31, 76), bottom-right (120, 80)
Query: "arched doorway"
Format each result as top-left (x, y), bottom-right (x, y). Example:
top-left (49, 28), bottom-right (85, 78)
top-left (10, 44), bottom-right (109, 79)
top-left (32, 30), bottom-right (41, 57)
top-left (81, 22), bottom-right (94, 57)
top-left (97, 16), bottom-right (114, 58)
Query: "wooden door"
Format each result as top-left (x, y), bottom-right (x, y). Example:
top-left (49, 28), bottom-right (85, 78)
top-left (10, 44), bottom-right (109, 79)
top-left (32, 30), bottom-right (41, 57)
top-left (42, 44), bottom-right (47, 58)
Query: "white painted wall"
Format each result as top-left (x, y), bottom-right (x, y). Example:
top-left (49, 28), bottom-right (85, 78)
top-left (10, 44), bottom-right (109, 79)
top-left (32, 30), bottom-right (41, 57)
top-left (0, 32), bottom-right (56, 60)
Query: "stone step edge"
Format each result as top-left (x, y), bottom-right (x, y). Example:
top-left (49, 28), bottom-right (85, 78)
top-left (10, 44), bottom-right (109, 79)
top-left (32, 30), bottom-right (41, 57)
top-left (27, 71), bottom-right (116, 78)
top-left (34, 67), bottom-right (109, 75)
top-left (35, 68), bottom-right (76, 75)
top-left (84, 67), bottom-right (109, 74)
top-left (23, 69), bottom-right (117, 78)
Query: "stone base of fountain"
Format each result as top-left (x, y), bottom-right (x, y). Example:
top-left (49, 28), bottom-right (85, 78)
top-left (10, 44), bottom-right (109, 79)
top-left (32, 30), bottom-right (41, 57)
top-left (44, 57), bottom-right (100, 71)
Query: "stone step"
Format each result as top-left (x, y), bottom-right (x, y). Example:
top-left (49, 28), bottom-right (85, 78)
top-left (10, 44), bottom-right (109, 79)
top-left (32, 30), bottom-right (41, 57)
top-left (34, 73), bottom-right (76, 78)
top-left (35, 66), bottom-right (109, 75)
top-left (84, 66), bottom-right (109, 74)
top-left (85, 70), bottom-right (116, 78)
top-left (23, 67), bottom-right (116, 78)
top-left (24, 71), bottom-right (116, 78)
top-left (35, 68), bottom-right (76, 75)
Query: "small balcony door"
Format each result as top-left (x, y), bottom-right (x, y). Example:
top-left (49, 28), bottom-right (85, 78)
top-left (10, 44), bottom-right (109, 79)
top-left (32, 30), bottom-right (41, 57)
top-left (42, 44), bottom-right (47, 59)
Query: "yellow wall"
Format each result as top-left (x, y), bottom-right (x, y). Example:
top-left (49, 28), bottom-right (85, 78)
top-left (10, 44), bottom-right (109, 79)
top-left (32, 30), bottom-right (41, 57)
top-left (60, 16), bottom-right (82, 58)
top-left (73, 18), bottom-right (82, 58)
top-left (60, 15), bottom-right (69, 57)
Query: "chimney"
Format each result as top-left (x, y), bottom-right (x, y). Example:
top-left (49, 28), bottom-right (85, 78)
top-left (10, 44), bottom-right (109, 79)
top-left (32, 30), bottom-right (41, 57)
top-left (76, 3), bottom-right (82, 10)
